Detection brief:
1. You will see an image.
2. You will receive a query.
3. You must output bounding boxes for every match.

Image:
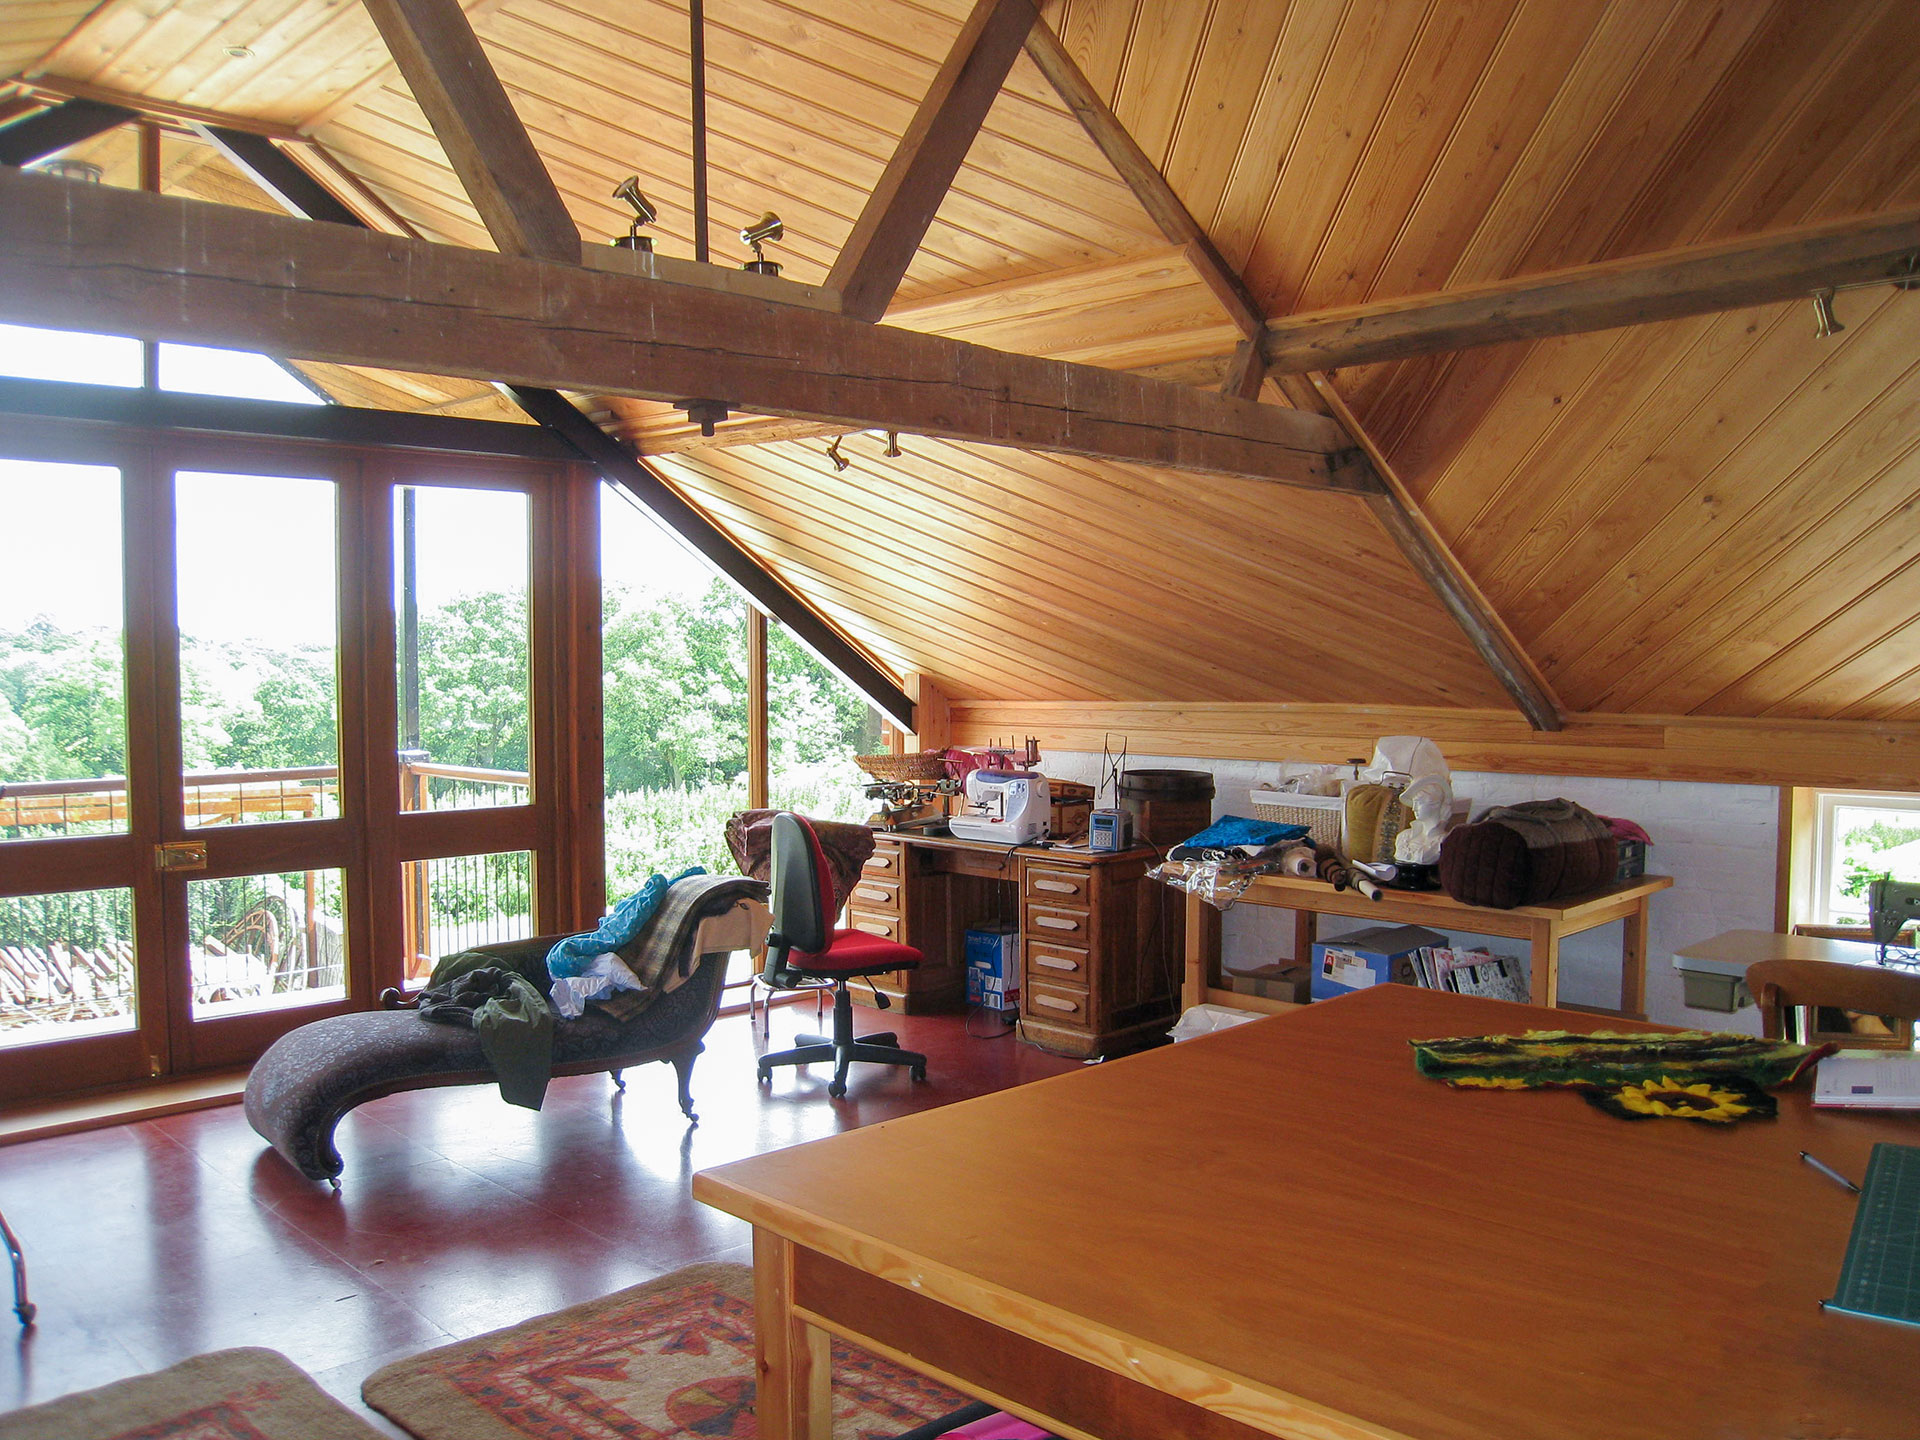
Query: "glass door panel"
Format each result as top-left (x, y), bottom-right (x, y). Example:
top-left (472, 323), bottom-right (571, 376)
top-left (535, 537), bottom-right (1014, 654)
top-left (0, 887), bottom-right (137, 1048)
top-left (400, 850), bottom-right (534, 988)
top-left (174, 471), bottom-right (340, 828)
top-left (186, 868), bottom-right (346, 1020)
top-left (1, 460), bottom-right (128, 842)
top-left (394, 485), bottom-right (532, 813)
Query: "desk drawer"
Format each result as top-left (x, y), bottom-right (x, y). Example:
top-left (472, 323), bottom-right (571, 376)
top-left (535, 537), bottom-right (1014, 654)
top-left (1024, 865), bottom-right (1090, 906)
top-left (1026, 941), bottom-right (1089, 989)
top-left (862, 846), bottom-right (901, 876)
top-left (1025, 903), bottom-right (1091, 945)
top-left (845, 911), bottom-right (901, 943)
top-left (1026, 980), bottom-right (1091, 1028)
top-left (848, 877), bottom-right (900, 915)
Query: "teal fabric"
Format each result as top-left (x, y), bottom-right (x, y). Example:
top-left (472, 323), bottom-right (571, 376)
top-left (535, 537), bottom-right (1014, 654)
top-left (546, 867), bottom-right (705, 979)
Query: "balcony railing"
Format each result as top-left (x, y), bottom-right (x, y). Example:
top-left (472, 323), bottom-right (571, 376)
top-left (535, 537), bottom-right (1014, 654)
top-left (0, 757), bottom-right (534, 1041)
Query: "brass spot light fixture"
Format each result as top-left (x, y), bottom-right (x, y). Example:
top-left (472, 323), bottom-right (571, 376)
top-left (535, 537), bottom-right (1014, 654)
top-left (611, 176), bottom-right (656, 252)
top-left (741, 212), bottom-right (783, 276)
top-left (1810, 288), bottom-right (1842, 339)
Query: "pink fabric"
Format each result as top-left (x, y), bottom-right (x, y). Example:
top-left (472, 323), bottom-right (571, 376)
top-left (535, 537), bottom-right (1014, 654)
top-left (947, 1416), bottom-right (1052, 1440)
top-left (1602, 815), bottom-right (1652, 845)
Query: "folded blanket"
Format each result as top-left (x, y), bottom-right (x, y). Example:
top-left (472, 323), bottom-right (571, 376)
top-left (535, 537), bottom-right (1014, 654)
top-left (1412, 1029), bottom-right (1831, 1123)
top-left (547, 867), bottom-right (704, 979)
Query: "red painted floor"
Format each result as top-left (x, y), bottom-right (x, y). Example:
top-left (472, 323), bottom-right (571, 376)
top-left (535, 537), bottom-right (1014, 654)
top-left (0, 1006), bottom-right (1080, 1433)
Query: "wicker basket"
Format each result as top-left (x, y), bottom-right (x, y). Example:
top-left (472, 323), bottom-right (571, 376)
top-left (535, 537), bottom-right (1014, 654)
top-left (1249, 789), bottom-right (1343, 847)
top-left (855, 751), bottom-right (949, 784)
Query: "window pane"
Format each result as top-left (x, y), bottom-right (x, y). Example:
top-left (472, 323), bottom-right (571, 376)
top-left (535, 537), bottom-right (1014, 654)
top-left (401, 851), bottom-right (534, 987)
top-left (176, 472), bottom-right (339, 827)
top-left (0, 322), bottom-right (142, 388)
top-left (767, 617), bottom-right (886, 826)
top-left (188, 869), bottom-right (346, 1019)
top-left (159, 343), bottom-right (324, 405)
top-left (396, 486), bottom-right (531, 812)
top-left (1826, 802), bottom-right (1920, 924)
top-left (1, 461), bottom-right (128, 842)
top-left (0, 887), bottom-right (137, 1048)
top-left (601, 484), bottom-right (750, 901)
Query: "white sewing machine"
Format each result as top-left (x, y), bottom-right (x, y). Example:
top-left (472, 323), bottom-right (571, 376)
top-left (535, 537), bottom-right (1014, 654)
top-left (947, 770), bottom-right (1051, 845)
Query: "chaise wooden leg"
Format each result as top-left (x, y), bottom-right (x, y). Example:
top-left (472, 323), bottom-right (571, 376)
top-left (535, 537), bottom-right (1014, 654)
top-left (672, 1042), bottom-right (703, 1123)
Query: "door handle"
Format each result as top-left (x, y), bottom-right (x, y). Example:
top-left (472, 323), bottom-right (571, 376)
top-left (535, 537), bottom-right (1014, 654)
top-left (154, 841), bottom-right (207, 872)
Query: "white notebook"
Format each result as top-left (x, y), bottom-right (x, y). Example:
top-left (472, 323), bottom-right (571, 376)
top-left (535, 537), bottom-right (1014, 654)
top-left (1813, 1055), bottom-right (1920, 1109)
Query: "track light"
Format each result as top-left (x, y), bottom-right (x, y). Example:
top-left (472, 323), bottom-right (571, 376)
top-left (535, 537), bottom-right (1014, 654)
top-left (1811, 288), bottom-right (1842, 339)
top-left (740, 212), bottom-right (783, 276)
top-left (884, 431), bottom-right (901, 458)
top-left (826, 436), bottom-right (848, 471)
top-left (611, 177), bottom-right (656, 252)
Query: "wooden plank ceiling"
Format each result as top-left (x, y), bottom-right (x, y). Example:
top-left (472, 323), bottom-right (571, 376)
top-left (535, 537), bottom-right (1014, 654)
top-left (8, 0), bottom-right (1920, 722)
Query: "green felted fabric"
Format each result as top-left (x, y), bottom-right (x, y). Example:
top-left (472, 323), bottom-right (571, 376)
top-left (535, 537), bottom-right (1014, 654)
top-left (1410, 1029), bottom-right (1831, 1123)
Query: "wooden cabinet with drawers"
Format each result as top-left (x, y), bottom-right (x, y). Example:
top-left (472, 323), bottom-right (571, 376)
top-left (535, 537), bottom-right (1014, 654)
top-left (844, 832), bottom-right (1180, 1056)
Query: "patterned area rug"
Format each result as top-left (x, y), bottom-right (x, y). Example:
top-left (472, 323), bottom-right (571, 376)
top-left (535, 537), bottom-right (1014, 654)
top-left (0, 1347), bottom-right (384, 1439)
top-left (362, 1261), bottom-right (970, 1440)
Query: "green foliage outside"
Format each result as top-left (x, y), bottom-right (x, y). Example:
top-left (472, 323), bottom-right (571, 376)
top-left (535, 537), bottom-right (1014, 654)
top-left (1834, 815), bottom-right (1920, 915)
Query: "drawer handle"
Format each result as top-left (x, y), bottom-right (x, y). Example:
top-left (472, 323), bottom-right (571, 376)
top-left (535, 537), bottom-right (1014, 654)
top-left (854, 886), bottom-right (887, 902)
top-left (1033, 879), bottom-right (1078, 894)
top-left (1036, 995), bottom-right (1078, 1012)
top-left (1035, 955), bottom-right (1079, 971)
top-left (855, 921), bottom-right (891, 935)
top-left (1035, 915), bottom-right (1082, 931)
top-left (864, 855), bottom-right (893, 869)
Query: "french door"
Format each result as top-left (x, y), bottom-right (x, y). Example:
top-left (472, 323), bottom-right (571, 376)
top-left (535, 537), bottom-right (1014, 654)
top-left (0, 415), bottom-right (601, 1103)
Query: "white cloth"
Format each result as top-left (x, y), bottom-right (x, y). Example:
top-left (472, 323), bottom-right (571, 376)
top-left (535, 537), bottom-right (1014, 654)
top-left (547, 952), bottom-right (647, 1020)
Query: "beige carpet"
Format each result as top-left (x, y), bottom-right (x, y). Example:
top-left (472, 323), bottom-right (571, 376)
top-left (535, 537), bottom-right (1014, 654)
top-left (0, 1346), bottom-right (384, 1439)
top-left (363, 1260), bottom-right (970, 1440)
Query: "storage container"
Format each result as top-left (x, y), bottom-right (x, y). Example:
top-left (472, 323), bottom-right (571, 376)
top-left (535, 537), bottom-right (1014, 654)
top-left (1117, 769), bottom-right (1214, 847)
top-left (1248, 789), bottom-right (1343, 846)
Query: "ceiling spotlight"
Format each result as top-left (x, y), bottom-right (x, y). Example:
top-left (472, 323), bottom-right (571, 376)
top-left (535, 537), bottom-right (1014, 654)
top-left (825, 436), bottom-right (848, 471)
top-left (740, 212), bottom-right (783, 276)
top-left (1811, 288), bottom-right (1843, 339)
top-left (884, 431), bottom-right (901, 458)
top-left (611, 176), bottom-right (656, 252)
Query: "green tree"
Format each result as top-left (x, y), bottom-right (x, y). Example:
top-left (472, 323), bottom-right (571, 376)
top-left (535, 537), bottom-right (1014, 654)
top-left (414, 589), bottom-right (530, 771)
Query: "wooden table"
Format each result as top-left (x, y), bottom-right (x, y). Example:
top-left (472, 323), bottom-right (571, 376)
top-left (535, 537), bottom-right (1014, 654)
top-left (1184, 872), bottom-right (1672, 1017)
top-left (1672, 927), bottom-right (1887, 978)
top-left (694, 986), bottom-right (1920, 1440)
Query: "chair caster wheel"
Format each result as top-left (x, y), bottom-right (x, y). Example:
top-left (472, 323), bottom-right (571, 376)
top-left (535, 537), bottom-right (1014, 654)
top-left (828, 1080), bottom-right (846, 1098)
top-left (911, 1066), bottom-right (927, 1083)
top-left (756, 1066), bottom-right (771, 1084)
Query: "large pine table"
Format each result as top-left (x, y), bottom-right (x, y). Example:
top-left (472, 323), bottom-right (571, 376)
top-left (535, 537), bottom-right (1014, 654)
top-left (693, 985), bottom-right (1919, 1440)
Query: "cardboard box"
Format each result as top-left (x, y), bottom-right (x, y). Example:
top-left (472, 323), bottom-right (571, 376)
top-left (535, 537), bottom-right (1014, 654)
top-left (1223, 962), bottom-right (1308, 1004)
top-left (965, 924), bottom-right (1020, 1011)
top-left (1311, 924), bottom-right (1449, 1001)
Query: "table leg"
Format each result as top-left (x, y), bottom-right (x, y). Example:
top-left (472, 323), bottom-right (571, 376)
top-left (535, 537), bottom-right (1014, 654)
top-left (1620, 902), bottom-right (1650, 1018)
top-left (1529, 922), bottom-right (1561, 1007)
top-left (752, 1229), bottom-right (833, 1440)
top-left (1182, 891), bottom-right (1219, 1010)
top-left (1293, 909), bottom-right (1316, 964)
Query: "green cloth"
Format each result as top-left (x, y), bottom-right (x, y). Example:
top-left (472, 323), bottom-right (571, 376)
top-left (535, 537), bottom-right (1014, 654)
top-left (1411, 1029), bottom-right (1832, 1123)
top-left (428, 941), bottom-right (551, 994)
top-left (472, 973), bottom-right (553, 1111)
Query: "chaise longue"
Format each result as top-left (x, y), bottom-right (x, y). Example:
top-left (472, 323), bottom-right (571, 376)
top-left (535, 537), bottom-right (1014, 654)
top-left (244, 873), bottom-right (768, 1184)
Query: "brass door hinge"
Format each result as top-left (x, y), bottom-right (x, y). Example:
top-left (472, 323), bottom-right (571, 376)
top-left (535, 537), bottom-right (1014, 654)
top-left (154, 841), bottom-right (207, 872)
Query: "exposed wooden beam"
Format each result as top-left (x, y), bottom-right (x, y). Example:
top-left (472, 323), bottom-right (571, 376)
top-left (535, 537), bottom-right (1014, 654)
top-left (830, 0), bottom-right (1037, 322)
top-left (1023, 19), bottom-right (1266, 341)
top-left (359, 0), bottom-right (579, 263)
top-left (16, 78), bottom-right (305, 142)
top-left (0, 97), bottom-right (134, 166)
top-left (1262, 209), bottom-right (1920, 373)
top-left (509, 385), bottom-right (915, 729)
top-left (0, 172), bottom-right (1365, 490)
top-left (191, 125), bottom-right (363, 228)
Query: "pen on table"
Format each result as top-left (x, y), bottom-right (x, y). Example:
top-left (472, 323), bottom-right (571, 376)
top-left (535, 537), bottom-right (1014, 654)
top-left (1799, 1151), bottom-right (1861, 1194)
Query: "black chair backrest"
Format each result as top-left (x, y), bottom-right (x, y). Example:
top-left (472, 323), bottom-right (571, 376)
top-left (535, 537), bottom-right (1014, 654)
top-left (769, 812), bottom-right (831, 964)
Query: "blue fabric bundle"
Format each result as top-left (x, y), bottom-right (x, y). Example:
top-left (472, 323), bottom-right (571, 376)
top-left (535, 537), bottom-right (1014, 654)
top-left (1174, 815), bottom-right (1308, 852)
top-left (547, 866), bottom-right (705, 978)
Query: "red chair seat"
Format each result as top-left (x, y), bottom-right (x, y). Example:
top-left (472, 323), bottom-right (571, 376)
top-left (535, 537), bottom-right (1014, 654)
top-left (790, 928), bottom-right (922, 975)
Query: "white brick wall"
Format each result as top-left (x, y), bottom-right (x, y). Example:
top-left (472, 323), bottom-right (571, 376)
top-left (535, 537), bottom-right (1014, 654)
top-left (1043, 749), bottom-right (1778, 1029)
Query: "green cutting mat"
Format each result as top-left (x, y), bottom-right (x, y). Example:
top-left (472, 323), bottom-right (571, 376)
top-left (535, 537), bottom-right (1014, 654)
top-left (1825, 1142), bottom-right (1920, 1329)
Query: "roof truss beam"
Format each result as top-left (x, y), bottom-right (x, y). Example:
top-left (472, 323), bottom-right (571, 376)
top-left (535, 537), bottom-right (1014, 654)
top-left (830, 0), bottom-right (1037, 322)
top-left (1260, 209), bottom-right (1920, 373)
top-left (0, 171), bottom-right (1362, 490)
top-left (359, 0), bottom-right (579, 263)
top-left (0, 97), bottom-right (135, 167)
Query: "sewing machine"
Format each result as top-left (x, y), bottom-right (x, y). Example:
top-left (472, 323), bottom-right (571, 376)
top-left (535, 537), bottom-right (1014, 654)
top-left (948, 770), bottom-right (1051, 845)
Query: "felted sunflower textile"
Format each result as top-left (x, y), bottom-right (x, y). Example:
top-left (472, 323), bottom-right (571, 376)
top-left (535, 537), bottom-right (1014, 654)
top-left (1410, 1029), bottom-right (1831, 1123)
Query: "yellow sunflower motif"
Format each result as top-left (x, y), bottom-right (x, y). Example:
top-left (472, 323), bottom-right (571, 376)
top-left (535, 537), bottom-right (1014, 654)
top-left (1450, 1075), bottom-right (1530, 1089)
top-left (1613, 1076), bottom-right (1758, 1122)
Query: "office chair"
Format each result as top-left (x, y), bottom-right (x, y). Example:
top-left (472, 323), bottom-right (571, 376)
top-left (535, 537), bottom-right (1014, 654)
top-left (1746, 958), bottom-right (1920, 1051)
top-left (757, 812), bottom-right (928, 1097)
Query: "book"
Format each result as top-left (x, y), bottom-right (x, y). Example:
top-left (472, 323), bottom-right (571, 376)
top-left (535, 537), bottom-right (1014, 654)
top-left (1398, 946), bottom-right (1530, 1003)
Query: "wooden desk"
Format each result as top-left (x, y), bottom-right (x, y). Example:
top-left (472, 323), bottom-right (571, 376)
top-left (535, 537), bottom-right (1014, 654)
top-left (848, 832), bottom-right (1181, 1057)
top-left (694, 986), bottom-right (1920, 1440)
top-left (1184, 872), bottom-right (1672, 1017)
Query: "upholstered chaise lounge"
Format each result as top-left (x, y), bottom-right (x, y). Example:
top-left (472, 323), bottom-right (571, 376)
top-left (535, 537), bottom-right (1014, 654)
top-left (245, 875), bottom-right (767, 1184)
